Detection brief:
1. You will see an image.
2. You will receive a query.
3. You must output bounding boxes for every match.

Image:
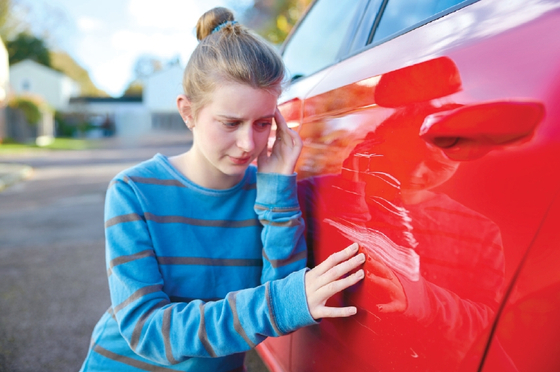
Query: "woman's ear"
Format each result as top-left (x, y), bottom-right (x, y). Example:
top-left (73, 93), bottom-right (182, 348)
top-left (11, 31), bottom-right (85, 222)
top-left (177, 94), bottom-right (194, 129)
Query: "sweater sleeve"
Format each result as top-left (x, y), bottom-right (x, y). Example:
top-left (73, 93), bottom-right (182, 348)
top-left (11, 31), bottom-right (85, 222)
top-left (104, 178), bottom-right (315, 365)
top-left (254, 173), bottom-right (308, 283)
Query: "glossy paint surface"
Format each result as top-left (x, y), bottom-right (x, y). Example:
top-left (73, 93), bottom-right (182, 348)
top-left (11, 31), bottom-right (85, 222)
top-left (259, 0), bottom-right (560, 371)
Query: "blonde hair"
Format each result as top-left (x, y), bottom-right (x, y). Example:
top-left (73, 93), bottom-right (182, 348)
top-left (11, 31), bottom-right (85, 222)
top-left (183, 7), bottom-right (285, 118)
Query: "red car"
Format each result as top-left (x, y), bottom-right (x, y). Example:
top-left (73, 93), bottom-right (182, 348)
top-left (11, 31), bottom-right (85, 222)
top-left (257, 0), bottom-right (560, 371)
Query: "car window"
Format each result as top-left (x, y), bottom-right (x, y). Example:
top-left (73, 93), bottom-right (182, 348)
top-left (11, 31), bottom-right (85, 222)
top-left (371, 0), bottom-right (469, 43)
top-left (282, 0), bottom-right (364, 81)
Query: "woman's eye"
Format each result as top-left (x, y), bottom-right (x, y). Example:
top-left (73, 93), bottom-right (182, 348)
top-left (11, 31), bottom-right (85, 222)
top-left (255, 121), bottom-right (272, 130)
top-left (223, 121), bottom-right (240, 128)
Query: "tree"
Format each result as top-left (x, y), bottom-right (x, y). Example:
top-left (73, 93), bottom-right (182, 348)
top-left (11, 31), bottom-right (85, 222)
top-left (0, 0), bottom-right (28, 42)
top-left (242, 0), bottom-right (313, 44)
top-left (122, 80), bottom-right (143, 97)
top-left (50, 51), bottom-right (108, 97)
top-left (7, 32), bottom-right (51, 67)
top-left (0, 0), bottom-right (10, 35)
top-left (133, 55), bottom-right (164, 80)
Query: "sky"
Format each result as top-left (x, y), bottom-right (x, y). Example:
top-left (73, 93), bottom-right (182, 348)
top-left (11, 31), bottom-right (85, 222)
top-left (18, 0), bottom-right (253, 97)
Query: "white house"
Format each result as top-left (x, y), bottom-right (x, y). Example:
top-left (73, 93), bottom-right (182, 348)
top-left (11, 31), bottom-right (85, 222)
top-left (143, 63), bottom-right (185, 130)
top-left (68, 96), bottom-right (151, 138)
top-left (0, 38), bottom-right (9, 139)
top-left (0, 39), bottom-right (8, 104)
top-left (9, 59), bottom-right (80, 110)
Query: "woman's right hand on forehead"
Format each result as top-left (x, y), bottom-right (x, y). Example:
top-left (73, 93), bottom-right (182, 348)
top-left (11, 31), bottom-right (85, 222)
top-left (257, 108), bottom-right (303, 175)
top-left (305, 243), bottom-right (365, 319)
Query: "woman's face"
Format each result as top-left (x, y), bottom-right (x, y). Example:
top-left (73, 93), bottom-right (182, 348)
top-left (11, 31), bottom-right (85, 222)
top-left (188, 82), bottom-right (279, 188)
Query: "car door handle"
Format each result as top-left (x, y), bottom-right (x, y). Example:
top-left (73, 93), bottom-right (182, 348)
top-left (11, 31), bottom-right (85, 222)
top-left (419, 100), bottom-right (545, 161)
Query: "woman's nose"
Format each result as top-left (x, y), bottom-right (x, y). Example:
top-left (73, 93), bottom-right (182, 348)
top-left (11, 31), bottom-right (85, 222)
top-left (237, 126), bottom-right (255, 152)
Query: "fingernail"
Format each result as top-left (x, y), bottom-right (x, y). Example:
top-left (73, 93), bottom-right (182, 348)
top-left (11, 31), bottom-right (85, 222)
top-left (353, 253), bottom-right (365, 263)
top-left (357, 269), bottom-right (364, 279)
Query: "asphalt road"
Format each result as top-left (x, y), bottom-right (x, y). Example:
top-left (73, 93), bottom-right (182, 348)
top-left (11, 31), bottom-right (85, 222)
top-left (0, 130), bottom-right (269, 372)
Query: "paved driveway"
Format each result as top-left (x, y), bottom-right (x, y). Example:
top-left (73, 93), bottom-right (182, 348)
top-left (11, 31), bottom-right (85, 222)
top-left (0, 131), bottom-right (268, 372)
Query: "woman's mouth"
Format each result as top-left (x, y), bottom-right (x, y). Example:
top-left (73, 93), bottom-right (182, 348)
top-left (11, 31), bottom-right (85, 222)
top-left (229, 156), bottom-right (251, 165)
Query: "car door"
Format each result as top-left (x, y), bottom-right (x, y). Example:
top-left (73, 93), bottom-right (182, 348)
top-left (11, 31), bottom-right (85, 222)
top-left (256, 1), bottom-right (370, 371)
top-left (279, 0), bottom-right (560, 371)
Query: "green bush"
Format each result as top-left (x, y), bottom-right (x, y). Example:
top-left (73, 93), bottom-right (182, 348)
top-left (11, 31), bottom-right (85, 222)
top-left (8, 96), bottom-right (42, 125)
top-left (54, 111), bottom-right (76, 137)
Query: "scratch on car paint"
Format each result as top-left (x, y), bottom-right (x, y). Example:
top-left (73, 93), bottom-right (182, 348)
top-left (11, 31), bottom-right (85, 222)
top-left (367, 195), bottom-right (418, 249)
top-left (354, 309), bottom-right (382, 335)
top-left (325, 218), bottom-right (420, 281)
top-left (410, 348), bottom-right (419, 358)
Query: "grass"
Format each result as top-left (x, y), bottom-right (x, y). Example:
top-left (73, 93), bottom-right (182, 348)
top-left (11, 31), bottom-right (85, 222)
top-left (0, 137), bottom-right (98, 153)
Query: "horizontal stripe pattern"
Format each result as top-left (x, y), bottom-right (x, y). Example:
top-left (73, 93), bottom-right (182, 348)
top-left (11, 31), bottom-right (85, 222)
top-left (259, 218), bottom-right (301, 228)
top-left (265, 282), bottom-right (283, 336)
top-left (105, 213), bottom-right (144, 228)
top-left (163, 305), bottom-right (180, 365)
top-left (145, 212), bottom-right (260, 228)
top-left (169, 296), bottom-right (222, 303)
top-left (108, 179), bottom-right (125, 189)
top-left (198, 303), bottom-right (217, 357)
top-left (106, 307), bottom-right (117, 321)
top-left (254, 205), bottom-right (300, 212)
top-left (227, 292), bottom-right (256, 348)
top-left (157, 256), bottom-right (263, 267)
top-left (107, 249), bottom-right (156, 276)
top-left (128, 176), bottom-right (186, 187)
top-left (131, 300), bottom-right (168, 351)
top-left (106, 212), bottom-right (260, 229)
top-left (86, 158), bottom-right (309, 369)
top-left (263, 250), bottom-right (307, 268)
top-left (93, 344), bottom-right (177, 372)
top-left (113, 284), bottom-right (163, 314)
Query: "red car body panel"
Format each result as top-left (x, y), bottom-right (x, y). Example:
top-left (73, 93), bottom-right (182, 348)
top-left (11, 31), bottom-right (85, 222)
top-left (259, 0), bottom-right (560, 371)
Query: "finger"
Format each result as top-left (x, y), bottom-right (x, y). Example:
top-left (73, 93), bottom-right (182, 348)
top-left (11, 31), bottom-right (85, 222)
top-left (310, 243), bottom-right (359, 278)
top-left (314, 305), bottom-right (358, 319)
top-left (366, 257), bottom-right (394, 280)
top-left (314, 253), bottom-right (365, 290)
top-left (367, 260), bottom-right (394, 279)
top-left (376, 300), bottom-right (407, 313)
top-left (317, 269), bottom-right (364, 299)
top-left (269, 114), bottom-right (286, 150)
top-left (366, 272), bottom-right (395, 291)
top-left (274, 108), bottom-right (288, 133)
top-left (286, 127), bottom-right (303, 151)
top-left (274, 109), bottom-right (295, 145)
top-left (257, 143), bottom-right (269, 166)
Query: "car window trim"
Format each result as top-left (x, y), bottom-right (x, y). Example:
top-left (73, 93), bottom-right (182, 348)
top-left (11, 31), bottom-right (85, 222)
top-left (366, 0), bottom-right (389, 45)
top-left (336, 0), bottom-right (374, 61)
top-left (281, 0), bottom-right (371, 84)
top-left (366, 0), bottom-right (481, 48)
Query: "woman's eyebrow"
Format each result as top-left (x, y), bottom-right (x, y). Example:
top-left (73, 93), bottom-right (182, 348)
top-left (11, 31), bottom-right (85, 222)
top-left (217, 114), bottom-right (274, 120)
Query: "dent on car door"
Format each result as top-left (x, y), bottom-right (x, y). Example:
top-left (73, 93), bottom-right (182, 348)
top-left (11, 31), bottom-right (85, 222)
top-left (292, 1), bottom-right (560, 371)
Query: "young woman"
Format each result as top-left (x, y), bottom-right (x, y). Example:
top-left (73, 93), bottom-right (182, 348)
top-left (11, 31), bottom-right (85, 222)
top-left (80, 7), bottom-right (364, 372)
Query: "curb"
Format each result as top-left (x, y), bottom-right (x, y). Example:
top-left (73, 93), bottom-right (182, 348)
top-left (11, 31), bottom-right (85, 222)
top-left (0, 163), bottom-right (34, 192)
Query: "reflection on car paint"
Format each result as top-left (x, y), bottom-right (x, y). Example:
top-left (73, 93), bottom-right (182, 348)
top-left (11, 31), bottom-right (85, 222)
top-left (324, 218), bottom-right (420, 282)
top-left (293, 55), bottom-right (547, 370)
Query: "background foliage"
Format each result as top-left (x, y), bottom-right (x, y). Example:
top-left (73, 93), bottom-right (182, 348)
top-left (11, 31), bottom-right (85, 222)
top-left (8, 95), bottom-right (46, 125)
top-left (243, 0), bottom-right (314, 44)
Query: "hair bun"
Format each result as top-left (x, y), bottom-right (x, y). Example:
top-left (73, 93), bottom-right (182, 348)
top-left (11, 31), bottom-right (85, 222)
top-left (196, 7), bottom-right (236, 41)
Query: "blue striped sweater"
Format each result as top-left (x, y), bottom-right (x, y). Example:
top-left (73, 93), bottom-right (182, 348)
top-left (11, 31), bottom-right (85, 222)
top-left (80, 153), bottom-right (315, 371)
